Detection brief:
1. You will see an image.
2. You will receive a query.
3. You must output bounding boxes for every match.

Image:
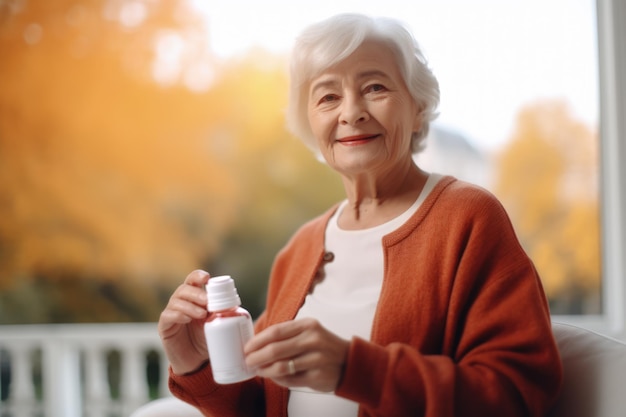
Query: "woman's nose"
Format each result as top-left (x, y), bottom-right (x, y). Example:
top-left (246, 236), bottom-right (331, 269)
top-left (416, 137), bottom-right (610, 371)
top-left (339, 97), bottom-right (369, 125)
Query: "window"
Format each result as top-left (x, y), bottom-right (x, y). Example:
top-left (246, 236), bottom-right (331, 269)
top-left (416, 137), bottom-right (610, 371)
top-left (592, 0), bottom-right (626, 338)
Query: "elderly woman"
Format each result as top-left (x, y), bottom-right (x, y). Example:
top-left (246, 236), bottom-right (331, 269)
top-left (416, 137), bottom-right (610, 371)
top-left (158, 13), bottom-right (562, 417)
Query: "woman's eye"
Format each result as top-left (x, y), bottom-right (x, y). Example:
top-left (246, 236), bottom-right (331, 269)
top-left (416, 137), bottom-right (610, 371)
top-left (319, 94), bottom-right (337, 103)
top-left (367, 84), bottom-right (386, 93)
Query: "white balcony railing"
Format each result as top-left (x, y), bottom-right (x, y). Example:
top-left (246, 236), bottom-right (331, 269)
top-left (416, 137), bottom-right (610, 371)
top-left (0, 323), bottom-right (170, 417)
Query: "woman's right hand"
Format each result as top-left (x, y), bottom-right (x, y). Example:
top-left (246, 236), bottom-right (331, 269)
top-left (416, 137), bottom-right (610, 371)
top-left (158, 270), bottom-right (210, 375)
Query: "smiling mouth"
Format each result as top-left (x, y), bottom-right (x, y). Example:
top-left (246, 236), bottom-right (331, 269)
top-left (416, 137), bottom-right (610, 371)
top-left (336, 134), bottom-right (380, 144)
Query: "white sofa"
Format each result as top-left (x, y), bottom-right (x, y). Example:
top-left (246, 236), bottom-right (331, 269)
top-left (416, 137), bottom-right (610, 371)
top-left (131, 322), bottom-right (626, 417)
top-left (548, 322), bottom-right (626, 417)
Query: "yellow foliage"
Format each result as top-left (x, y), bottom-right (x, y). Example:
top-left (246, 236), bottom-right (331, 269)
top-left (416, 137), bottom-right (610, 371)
top-left (0, 0), bottom-right (291, 289)
top-left (494, 99), bottom-right (600, 311)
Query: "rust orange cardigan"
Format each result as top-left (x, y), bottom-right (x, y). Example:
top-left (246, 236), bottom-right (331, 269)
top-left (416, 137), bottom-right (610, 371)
top-left (170, 176), bottom-right (562, 417)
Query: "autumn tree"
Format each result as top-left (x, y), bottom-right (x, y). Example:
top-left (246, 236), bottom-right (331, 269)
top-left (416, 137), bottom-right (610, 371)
top-left (0, 0), bottom-right (342, 322)
top-left (494, 99), bottom-right (600, 314)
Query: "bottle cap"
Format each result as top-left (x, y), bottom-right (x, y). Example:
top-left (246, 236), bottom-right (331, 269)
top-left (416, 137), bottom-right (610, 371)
top-left (206, 275), bottom-right (241, 312)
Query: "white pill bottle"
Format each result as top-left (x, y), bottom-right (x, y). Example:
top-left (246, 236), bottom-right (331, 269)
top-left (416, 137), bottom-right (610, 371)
top-left (204, 275), bottom-right (255, 384)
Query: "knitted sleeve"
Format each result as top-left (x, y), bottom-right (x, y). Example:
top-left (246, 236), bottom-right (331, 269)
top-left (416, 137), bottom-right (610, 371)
top-left (168, 363), bottom-right (266, 417)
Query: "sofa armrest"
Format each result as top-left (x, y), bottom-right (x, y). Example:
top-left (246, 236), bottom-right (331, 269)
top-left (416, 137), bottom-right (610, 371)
top-left (548, 322), bottom-right (626, 417)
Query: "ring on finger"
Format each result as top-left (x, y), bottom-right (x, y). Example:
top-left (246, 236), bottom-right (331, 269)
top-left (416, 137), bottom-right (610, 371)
top-left (288, 359), bottom-right (296, 376)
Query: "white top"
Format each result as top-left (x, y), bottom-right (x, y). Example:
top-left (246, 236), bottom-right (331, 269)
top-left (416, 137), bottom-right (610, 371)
top-left (288, 173), bottom-right (441, 417)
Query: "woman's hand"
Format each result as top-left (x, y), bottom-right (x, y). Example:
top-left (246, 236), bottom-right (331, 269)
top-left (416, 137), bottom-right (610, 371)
top-left (244, 318), bottom-right (350, 392)
top-left (158, 270), bottom-right (210, 375)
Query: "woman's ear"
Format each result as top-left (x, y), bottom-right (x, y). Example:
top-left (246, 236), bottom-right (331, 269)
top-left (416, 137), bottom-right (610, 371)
top-left (412, 105), bottom-right (424, 134)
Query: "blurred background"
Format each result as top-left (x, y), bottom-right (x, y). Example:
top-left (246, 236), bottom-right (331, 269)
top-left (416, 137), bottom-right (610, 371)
top-left (0, 0), bottom-right (600, 326)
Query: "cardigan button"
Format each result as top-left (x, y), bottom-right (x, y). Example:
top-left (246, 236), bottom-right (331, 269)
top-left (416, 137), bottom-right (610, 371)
top-left (323, 251), bottom-right (334, 262)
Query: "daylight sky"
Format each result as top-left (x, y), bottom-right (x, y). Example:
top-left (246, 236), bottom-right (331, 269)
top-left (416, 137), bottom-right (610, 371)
top-left (187, 0), bottom-right (598, 151)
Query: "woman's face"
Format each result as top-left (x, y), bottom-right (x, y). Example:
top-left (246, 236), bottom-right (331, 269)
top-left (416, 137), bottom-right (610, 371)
top-left (307, 40), bottom-right (421, 177)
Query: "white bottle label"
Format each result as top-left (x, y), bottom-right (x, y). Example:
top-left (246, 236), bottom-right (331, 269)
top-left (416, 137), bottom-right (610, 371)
top-left (204, 315), bottom-right (255, 384)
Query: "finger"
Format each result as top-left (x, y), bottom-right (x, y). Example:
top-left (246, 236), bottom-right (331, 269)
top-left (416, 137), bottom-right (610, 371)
top-left (184, 269), bottom-right (211, 287)
top-left (271, 370), bottom-right (312, 389)
top-left (246, 339), bottom-right (296, 371)
top-left (255, 356), bottom-right (303, 378)
top-left (254, 347), bottom-right (325, 377)
top-left (173, 281), bottom-right (208, 307)
top-left (158, 298), bottom-right (207, 337)
top-left (245, 319), bottom-right (326, 372)
top-left (168, 295), bottom-right (207, 320)
top-left (158, 309), bottom-right (191, 336)
top-left (255, 354), bottom-right (331, 391)
top-left (258, 351), bottom-right (344, 392)
top-left (244, 319), bottom-right (309, 354)
top-left (160, 282), bottom-right (209, 327)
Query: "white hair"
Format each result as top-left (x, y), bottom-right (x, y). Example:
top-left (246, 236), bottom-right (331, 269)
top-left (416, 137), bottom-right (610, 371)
top-left (286, 13), bottom-right (440, 155)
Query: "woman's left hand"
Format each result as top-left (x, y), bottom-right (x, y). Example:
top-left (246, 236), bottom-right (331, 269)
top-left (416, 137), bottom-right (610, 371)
top-left (244, 318), bottom-right (350, 392)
